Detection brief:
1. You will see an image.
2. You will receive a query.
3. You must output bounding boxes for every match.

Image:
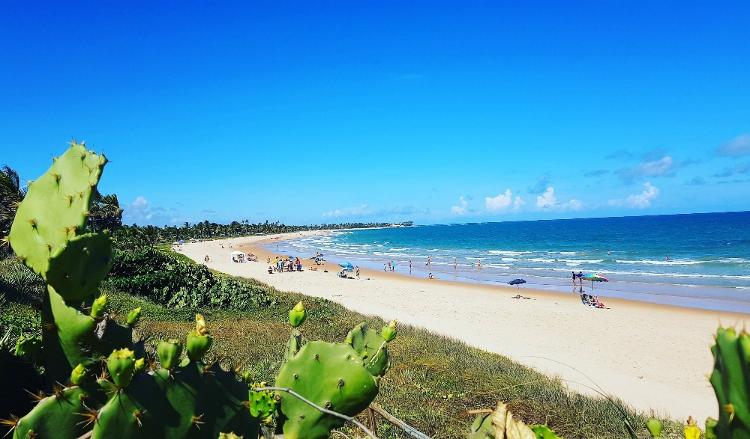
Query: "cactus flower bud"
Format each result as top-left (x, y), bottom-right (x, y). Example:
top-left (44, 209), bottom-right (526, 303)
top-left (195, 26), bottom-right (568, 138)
top-left (126, 307), bottom-right (142, 326)
top-left (187, 331), bottom-right (213, 362)
top-left (705, 417), bottom-right (718, 439)
top-left (195, 313), bottom-right (208, 335)
top-left (381, 320), bottom-right (397, 342)
top-left (288, 301), bottom-right (306, 328)
top-left (645, 418), bottom-right (662, 438)
top-left (90, 294), bottom-right (108, 318)
top-left (134, 358), bottom-right (146, 373)
top-left (157, 339), bottom-right (183, 369)
top-left (683, 417), bottom-right (700, 439)
top-left (70, 363), bottom-right (87, 385)
top-left (107, 348), bottom-right (136, 388)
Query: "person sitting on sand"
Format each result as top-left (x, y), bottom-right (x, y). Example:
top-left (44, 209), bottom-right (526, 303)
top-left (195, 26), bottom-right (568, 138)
top-left (204, 255), bottom-right (209, 264)
top-left (592, 296), bottom-right (606, 308)
top-left (267, 266), bottom-right (273, 274)
top-left (428, 272), bottom-right (434, 279)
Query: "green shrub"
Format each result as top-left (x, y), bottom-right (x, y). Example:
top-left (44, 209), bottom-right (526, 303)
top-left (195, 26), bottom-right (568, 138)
top-left (106, 248), bottom-right (275, 310)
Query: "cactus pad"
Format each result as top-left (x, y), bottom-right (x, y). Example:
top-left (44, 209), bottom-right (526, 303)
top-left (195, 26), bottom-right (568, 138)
top-left (13, 384), bottom-right (107, 439)
top-left (46, 232), bottom-right (113, 303)
top-left (709, 327), bottom-right (750, 438)
top-left (345, 323), bottom-right (390, 377)
top-left (276, 340), bottom-right (379, 439)
top-left (9, 142), bottom-right (106, 277)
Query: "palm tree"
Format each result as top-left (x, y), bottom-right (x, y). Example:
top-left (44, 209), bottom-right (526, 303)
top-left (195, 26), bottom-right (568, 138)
top-left (88, 192), bottom-right (123, 232)
top-left (0, 166), bottom-right (26, 257)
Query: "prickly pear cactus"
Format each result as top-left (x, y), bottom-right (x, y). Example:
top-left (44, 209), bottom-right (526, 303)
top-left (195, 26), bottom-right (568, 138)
top-left (276, 341), bottom-right (380, 439)
top-left (709, 327), bottom-right (750, 439)
top-left (7, 142), bottom-right (129, 381)
top-left (12, 315), bottom-right (261, 439)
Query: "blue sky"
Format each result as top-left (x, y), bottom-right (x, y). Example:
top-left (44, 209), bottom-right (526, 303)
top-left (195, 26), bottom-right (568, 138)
top-left (1, 1), bottom-right (749, 225)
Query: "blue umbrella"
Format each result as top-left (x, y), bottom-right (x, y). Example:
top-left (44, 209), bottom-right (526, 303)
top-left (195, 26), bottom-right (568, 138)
top-left (339, 262), bottom-right (354, 271)
top-left (508, 278), bottom-right (526, 289)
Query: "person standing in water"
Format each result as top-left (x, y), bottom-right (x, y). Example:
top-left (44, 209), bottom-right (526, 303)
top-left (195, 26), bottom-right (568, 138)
top-left (454, 257), bottom-right (457, 270)
top-left (426, 256), bottom-right (431, 266)
top-left (409, 259), bottom-right (412, 274)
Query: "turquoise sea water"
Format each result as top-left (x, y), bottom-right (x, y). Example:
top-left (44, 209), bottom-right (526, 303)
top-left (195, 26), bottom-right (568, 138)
top-left (266, 212), bottom-right (750, 313)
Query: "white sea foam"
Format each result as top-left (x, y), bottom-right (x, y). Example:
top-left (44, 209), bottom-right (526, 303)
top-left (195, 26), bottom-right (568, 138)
top-left (488, 250), bottom-right (531, 256)
top-left (615, 259), bottom-right (703, 266)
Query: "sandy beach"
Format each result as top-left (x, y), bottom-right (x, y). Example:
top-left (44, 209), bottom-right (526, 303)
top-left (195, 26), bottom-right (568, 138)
top-left (178, 231), bottom-right (749, 424)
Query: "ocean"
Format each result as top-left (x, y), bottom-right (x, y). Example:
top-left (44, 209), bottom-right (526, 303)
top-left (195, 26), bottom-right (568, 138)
top-left (265, 212), bottom-right (750, 313)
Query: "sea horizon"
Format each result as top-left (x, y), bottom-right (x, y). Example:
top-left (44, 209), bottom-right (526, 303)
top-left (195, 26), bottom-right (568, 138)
top-left (266, 211), bottom-right (750, 313)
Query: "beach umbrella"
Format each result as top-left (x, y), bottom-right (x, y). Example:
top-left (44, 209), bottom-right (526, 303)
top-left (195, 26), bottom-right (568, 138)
top-left (582, 273), bottom-right (608, 291)
top-left (339, 262), bottom-right (354, 271)
top-left (508, 278), bottom-right (526, 289)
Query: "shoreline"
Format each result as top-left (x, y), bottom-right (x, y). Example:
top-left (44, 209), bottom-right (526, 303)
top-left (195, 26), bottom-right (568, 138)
top-left (178, 231), bottom-right (749, 423)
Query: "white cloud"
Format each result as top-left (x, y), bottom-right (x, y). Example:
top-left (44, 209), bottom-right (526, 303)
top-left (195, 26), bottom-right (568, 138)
top-left (513, 196), bottom-right (525, 210)
top-left (609, 182), bottom-right (659, 209)
top-left (123, 195), bottom-right (182, 225)
top-left (616, 155), bottom-right (675, 182)
top-left (126, 196), bottom-right (153, 222)
top-left (638, 156), bottom-right (674, 177)
top-left (564, 199), bottom-right (583, 211)
top-left (718, 133), bottom-right (750, 157)
top-left (450, 196), bottom-right (469, 215)
top-left (485, 190), bottom-right (513, 211)
top-left (535, 187), bottom-right (582, 211)
top-left (536, 187), bottom-right (557, 209)
top-left (322, 204), bottom-right (371, 218)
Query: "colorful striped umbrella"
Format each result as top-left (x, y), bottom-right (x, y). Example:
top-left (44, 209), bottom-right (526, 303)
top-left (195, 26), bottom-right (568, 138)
top-left (582, 273), bottom-right (608, 291)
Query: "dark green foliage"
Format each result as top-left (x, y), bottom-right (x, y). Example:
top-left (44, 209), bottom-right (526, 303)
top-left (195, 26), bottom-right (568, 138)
top-left (88, 192), bottom-right (123, 232)
top-left (106, 247), bottom-right (274, 310)
top-left (0, 166), bottom-right (26, 258)
top-left (112, 220), bottom-right (398, 249)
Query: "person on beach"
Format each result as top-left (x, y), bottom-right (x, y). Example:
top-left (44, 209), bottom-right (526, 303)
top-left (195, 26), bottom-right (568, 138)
top-left (428, 272), bottom-right (434, 279)
top-left (409, 260), bottom-right (412, 274)
top-left (477, 259), bottom-right (482, 270)
top-left (572, 271), bottom-right (576, 286)
top-left (426, 256), bottom-right (431, 266)
top-left (356, 266), bottom-right (360, 279)
top-left (454, 257), bottom-right (457, 270)
top-left (387, 261), bottom-right (392, 271)
top-left (204, 255), bottom-right (209, 264)
top-left (383, 263), bottom-right (387, 272)
top-left (391, 260), bottom-right (395, 272)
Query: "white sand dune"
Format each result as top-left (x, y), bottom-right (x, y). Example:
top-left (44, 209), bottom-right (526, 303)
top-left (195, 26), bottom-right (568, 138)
top-left (179, 232), bottom-right (749, 424)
